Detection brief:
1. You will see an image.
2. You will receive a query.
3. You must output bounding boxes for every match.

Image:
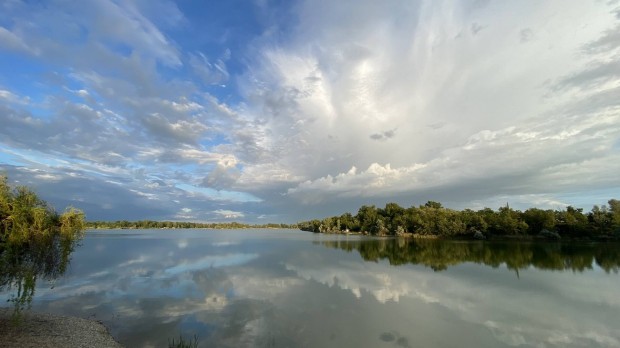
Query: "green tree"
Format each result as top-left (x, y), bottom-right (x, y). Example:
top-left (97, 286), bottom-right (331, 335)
top-left (372, 217), bottom-right (389, 236)
top-left (299, 198), bottom-right (620, 240)
top-left (459, 209), bottom-right (488, 233)
top-left (555, 206), bottom-right (588, 237)
top-left (0, 175), bottom-right (86, 319)
top-left (416, 205), bottom-right (466, 236)
top-left (356, 205), bottom-right (379, 233)
top-left (339, 212), bottom-right (358, 231)
top-left (589, 205), bottom-right (613, 234)
top-left (494, 205), bottom-right (528, 235)
top-left (522, 208), bottom-right (556, 235)
top-left (380, 203), bottom-right (405, 235)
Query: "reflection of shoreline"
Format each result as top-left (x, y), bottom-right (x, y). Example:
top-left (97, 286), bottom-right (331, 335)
top-left (0, 307), bottom-right (121, 347)
top-left (311, 230), bottom-right (442, 239)
top-left (308, 229), bottom-right (620, 242)
top-left (319, 239), bottom-right (620, 273)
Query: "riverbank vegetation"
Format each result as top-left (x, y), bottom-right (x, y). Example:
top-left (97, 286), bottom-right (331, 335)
top-left (86, 220), bottom-right (294, 229)
top-left (298, 200), bottom-right (620, 240)
top-left (0, 175), bottom-right (86, 318)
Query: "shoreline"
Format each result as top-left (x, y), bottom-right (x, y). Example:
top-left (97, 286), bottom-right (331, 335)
top-left (308, 230), bottom-right (620, 242)
top-left (0, 308), bottom-right (121, 348)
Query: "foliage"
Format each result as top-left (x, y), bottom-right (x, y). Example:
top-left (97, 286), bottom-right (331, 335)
top-left (0, 175), bottom-right (86, 320)
top-left (298, 199), bottom-right (620, 239)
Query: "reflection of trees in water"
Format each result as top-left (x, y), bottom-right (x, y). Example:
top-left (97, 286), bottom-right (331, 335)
top-left (1, 175), bottom-right (85, 320)
top-left (320, 239), bottom-right (620, 273)
top-left (1, 233), bottom-right (82, 317)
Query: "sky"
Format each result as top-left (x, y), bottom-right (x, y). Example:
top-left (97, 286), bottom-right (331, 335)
top-left (0, 0), bottom-right (619, 223)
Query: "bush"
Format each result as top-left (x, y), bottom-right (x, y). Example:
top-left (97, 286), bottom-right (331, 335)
top-left (0, 174), bottom-right (86, 319)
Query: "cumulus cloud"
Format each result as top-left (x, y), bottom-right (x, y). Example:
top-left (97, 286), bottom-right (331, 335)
top-left (1, 0), bottom-right (619, 222)
top-left (213, 209), bottom-right (245, 219)
top-left (141, 113), bottom-right (208, 145)
top-left (235, 0), bottom-right (620, 213)
top-left (201, 159), bottom-right (241, 190)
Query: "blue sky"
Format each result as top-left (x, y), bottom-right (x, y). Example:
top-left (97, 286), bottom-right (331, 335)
top-left (1, 0), bottom-right (619, 223)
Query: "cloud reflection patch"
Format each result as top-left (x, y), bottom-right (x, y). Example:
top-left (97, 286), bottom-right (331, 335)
top-left (164, 253), bottom-right (259, 275)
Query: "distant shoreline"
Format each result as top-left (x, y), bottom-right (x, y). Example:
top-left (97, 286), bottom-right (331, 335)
top-left (86, 221), bottom-right (296, 229)
top-left (82, 227), bottom-right (620, 242)
top-left (305, 229), bottom-right (620, 242)
top-left (87, 226), bottom-right (296, 229)
top-left (298, 200), bottom-right (620, 240)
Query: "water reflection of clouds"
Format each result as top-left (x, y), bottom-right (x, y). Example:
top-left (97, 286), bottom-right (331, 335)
top-left (118, 255), bottom-right (147, 268)
top-left (283, 250), bottom-right (420, 304)
top-left (177, 238), bottom-right (188, 248)
top-left (212, 241), bottom-right (239, 247)
top-left (34, 267), bottom-right (249, 344)
top-left (285, 261), bottom-right (412, 303)
top-left (16, 231), bottom-right (620, 348)
top-left (25, 234), bottom-right (299, 345)
top-left (228, 271), bottom-right (303, 299)
top-left (284, 245), bottom-right (620, 348)
top-left (164, 253), bottom-right (258, 275)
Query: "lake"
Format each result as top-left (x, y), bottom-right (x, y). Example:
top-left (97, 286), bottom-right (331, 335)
top-left (4, 228), bottom-right (620, 347)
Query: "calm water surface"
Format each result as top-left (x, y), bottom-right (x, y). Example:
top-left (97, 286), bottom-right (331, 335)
top-left (8, 229), bottom-right (620, 347)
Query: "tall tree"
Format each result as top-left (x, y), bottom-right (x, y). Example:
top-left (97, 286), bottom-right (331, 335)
top-left (356, 205), bottom-right (379, 233)
top-left (522, 208), bottom-right (556, 235)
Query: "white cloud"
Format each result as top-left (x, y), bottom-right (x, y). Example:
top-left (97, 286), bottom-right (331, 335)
top-left (286, 104), bottom-right (619, 206)
top-left (228, 0), bottom-right (620, 214)
top-left (1, 0), bottom-right (619, 221)
top-left (141, 113), bottom-right (207, 145)
top-left (283, 241), bottom-right (620, 347)
top-left (213, 209), bottom-right (245, 219)
top-left (0, 90), bottom-right (27, 106)
top-left (201, 156), bottom-right (241, 190)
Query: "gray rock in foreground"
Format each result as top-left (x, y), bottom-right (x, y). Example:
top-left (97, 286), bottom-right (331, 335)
top-left (0, 308), bottom-right (122, 348)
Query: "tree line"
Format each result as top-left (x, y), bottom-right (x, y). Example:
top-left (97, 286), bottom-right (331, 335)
top-left (87, 220), bottom-right (294, 230)
top-left (298, 200), bottom-right (620, 239)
